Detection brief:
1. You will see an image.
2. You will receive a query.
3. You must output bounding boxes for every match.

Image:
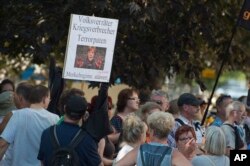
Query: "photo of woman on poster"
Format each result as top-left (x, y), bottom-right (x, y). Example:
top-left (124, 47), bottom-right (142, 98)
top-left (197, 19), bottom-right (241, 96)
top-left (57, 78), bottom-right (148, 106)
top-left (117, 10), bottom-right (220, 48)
top-left (74, 45), bottom-right (106, 70)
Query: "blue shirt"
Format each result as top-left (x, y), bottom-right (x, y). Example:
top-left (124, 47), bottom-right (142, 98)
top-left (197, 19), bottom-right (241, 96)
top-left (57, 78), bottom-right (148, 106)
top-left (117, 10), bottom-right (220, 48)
top-left (137, 142), bottom-right (173, 166)
top-left (211, 116), bottom-right (223, 127)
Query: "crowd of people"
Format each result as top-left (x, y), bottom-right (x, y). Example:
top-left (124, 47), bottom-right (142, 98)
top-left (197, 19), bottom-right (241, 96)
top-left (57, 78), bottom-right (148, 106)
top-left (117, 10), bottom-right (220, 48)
top-left (0, 78), bottom-right (250, 166)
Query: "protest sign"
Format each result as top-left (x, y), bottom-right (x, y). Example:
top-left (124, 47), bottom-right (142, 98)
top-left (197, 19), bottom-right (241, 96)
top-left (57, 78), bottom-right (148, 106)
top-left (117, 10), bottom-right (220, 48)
top-left (238, 0), bottom-right (250, 30)
top-left (63, 14), bottom-right (119, 82)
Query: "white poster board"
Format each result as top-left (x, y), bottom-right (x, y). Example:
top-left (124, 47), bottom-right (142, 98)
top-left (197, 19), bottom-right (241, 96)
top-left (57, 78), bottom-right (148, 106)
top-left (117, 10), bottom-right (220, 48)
top-left (62, 14), bottom-right (119, 82)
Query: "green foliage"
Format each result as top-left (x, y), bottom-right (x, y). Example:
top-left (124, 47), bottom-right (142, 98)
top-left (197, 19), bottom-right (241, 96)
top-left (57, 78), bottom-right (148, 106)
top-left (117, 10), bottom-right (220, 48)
top-left (219, 71), bottom-right (246, 84)
top-left (201, 71), bottom-right (246, 91)
top-left (0, 0), bottom-right (249, 90)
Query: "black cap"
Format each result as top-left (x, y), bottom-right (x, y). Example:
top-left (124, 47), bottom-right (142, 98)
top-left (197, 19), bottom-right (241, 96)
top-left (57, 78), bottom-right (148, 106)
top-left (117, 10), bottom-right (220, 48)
top-left (177, 93), bottom-right (203, 106)
top-left (65, 95), bottom-right (88, 119)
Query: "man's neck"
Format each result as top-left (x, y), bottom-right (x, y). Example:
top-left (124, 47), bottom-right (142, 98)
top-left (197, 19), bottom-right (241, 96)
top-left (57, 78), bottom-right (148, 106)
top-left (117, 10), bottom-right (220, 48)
top-left (151, 137), bottom-right (168, 145)
top-left (180, 114), bottom-right (192, 123)
top-left (225, 118), bottom-right (234, 125)
top-left (64, 115), bottom-right (80, 125)
top-left (30, 103), bottom-right (44, 110)
top-left (119, 108), bottom-right (134, 118)
top-left (217, 114), bottom-right (225, 122)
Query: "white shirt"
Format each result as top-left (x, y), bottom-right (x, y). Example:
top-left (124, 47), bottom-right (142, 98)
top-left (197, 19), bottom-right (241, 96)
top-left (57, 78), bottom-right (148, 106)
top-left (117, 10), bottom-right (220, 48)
top-left (116, 144), bottom-right (134, 162)
top-left (177, 115), bottom-right (204, 144)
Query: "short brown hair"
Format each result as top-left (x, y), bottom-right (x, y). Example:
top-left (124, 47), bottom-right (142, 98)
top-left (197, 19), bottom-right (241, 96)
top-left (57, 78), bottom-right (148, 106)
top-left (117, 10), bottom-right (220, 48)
top-left (28, 85), bottom-right (49, 104)
top-left (138, 102), bottom-right (162, 122)
top-left (175, 125), bottom-right (196, 141)
top-left (116, 88), bottom-right (138, 113)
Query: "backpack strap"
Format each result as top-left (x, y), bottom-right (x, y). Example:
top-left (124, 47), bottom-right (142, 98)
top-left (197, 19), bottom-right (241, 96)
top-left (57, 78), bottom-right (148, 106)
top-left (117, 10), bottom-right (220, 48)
top-left (176, 118), bottom-right (201, 131)
top-left (223, 123), bottom-right (244, 149)
top-left (50, 125), bottom-right (60, 149)
top-left (50, 125), bottom-right (86, 150)
top-left (156, 146), bottom-right (171, 165)
top-left (223, 123), bottom-right (234, 130)
top-left (175, 118), bottom-right (185, 125)
top-left (243, 124), bottom-right (250, 144)
top-left (140, 145), bottom-right (146, 166)
top-left (140, 144), bottom-right (171, 166)
top-left (69, 129), bottom-right (86, 149)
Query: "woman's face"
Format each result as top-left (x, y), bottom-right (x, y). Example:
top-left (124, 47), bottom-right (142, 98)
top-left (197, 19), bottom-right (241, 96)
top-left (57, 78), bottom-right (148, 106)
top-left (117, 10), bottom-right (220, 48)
top-left (87, 49), bottom-right (95, 61)
top-left (234, 105), bottom-right (246, 123)
top-left (176, 131), bottom-right (196, 150)
top-left (140, 123), bottom-right (148, 144)
top-left (126, 92), bottom-right (140, 111)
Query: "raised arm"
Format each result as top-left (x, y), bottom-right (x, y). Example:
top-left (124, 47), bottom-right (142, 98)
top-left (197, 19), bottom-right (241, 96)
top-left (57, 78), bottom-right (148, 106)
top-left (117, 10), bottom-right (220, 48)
top-left (84, 83), bottom-right (112, 141)
top-left (93, 83), bottom-right (109, 112)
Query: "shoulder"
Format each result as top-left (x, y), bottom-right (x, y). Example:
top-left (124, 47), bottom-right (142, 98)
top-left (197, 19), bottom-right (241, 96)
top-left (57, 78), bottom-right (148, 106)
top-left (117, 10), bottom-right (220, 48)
top-left (192, 155), bottom-right (206, 162)
top-left (192, 155), bottom-right (208, 166)
top-left (40, 126), bottom-right (54, 142)
top-left (42, 125), bottom-right (53, 135)
top-left (42, 109), bottom-right (59, 117)
top-left (13, 108), bottom-right (29, 115)
top-left (41, 109), bottom-right (60, 121)
top-left (4, 109), bottom-right (27, 123)
top-left (210, 117), bottom-right (223, 127)
top-left (110, 115), bottom-right (123, 128)
top-left (111, 115), bottom-right (122, 122)
top-left (172, 149), bottom-right (192, 166)
top-left (221, 123), bottom-right (234, 132)
top-left (80, 131), bottom-right (98, 145)
top-left (223, 155), bottom-right (230, 163)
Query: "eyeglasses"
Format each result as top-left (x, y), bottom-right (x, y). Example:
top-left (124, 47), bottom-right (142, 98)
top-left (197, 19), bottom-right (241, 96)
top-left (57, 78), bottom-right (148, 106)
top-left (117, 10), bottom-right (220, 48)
top-left (152, 100), bottom-right (163, 105)
top-left (128, 97), bottom-right (140, 101)
top-left (178, 137), bottom-right (194, 142)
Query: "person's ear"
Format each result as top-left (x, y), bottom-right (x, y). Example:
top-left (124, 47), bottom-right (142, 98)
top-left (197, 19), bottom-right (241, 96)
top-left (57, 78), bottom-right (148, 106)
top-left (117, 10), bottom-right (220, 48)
top-left (42, 97), bottom-right (46, 104)
top-left (183, 105), bottom-right (188, 111)
top-left (231, 110), bottom-right (237, 117)
top-left (18, 95), bottom-right (24, 104)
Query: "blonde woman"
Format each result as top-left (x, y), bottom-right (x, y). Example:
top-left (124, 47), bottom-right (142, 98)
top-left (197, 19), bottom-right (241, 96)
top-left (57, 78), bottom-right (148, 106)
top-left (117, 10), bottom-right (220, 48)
top-left (115, 113), bottom-right (147, 162)
top-left (192, 126), bottom-right (229, 166)
top-left (116, 112), bottom-right (191, 166)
